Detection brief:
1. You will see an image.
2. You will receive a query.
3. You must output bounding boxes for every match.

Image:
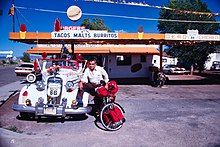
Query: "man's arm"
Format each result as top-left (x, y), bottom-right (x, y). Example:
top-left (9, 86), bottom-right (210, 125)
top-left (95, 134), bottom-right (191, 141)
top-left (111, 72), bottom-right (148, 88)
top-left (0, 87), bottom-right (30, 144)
top-left (79, 68), bottom-right (89, 90)
top-left (101, 68), bottom-right (109, 83)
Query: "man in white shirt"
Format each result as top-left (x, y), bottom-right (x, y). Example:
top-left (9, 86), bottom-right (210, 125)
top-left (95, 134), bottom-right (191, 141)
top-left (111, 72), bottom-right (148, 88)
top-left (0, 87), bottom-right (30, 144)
top-left (78, 58), bottom-right (109, 109)
top-left (80, 59), bottom-right (109, 86)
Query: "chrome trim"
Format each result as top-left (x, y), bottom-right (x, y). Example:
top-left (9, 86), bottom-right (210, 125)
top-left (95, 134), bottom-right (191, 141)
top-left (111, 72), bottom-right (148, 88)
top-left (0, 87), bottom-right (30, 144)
top-left (12, 103), bottom-right (92, 115)
top-left (12, 104), bottom-right (35, 113)
top-left (65, 106), bottom-right (92, 114)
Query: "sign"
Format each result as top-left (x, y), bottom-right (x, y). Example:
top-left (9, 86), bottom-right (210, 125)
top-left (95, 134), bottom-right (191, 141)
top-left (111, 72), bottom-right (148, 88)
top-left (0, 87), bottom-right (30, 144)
top-left (37, 44), bottom-right (71, 48)
top-left (51, 30), bottom-right (118, 39)
top-left (187, 29), bottom-right (199, 40)
top-left (0, 50), bottom-right (13, 55)
top-left (62, 26), bottom-right (85, 30)
top-left (66, 6), bottom-right (82, 21)
top-left (165, 32), bottom-right (220, 41)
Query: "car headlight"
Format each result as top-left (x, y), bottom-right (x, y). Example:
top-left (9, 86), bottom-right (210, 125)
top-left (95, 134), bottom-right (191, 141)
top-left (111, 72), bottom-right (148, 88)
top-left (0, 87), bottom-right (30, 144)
top-left (66, 81), bottom-right (74, 88)
top-left (37, 97), bottom-right (44, 107)
top-left (65, 81), bottom-right (74, 92)
top-left (25, 99), bottom-right (32, 106)
top-left (36, 80), bottom-right (45, 91)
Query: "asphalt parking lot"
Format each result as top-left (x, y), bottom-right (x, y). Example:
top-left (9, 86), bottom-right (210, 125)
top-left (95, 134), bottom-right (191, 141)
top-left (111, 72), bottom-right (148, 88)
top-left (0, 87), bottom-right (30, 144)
top-left (0, 78), bottom-right (220, 147)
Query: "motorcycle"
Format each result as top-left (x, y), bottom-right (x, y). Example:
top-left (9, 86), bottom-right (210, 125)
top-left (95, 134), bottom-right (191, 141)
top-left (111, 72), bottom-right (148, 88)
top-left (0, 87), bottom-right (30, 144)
top-left (153, 71), bottom-right (166, 87)
top-left (94, 81), bottom-right (126, 131)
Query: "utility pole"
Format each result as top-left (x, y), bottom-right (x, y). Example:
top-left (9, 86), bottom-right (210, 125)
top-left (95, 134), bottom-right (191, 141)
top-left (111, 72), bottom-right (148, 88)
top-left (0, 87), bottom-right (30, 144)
top-left (159, 44), bottom-right (163, 72)
top-left (12, 0), bottom-right (15, 32)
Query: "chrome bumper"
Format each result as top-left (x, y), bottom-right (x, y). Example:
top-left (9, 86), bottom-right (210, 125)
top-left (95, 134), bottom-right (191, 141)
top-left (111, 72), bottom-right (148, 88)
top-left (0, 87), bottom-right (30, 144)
top-left (12, 103), bottom-right (92, 115)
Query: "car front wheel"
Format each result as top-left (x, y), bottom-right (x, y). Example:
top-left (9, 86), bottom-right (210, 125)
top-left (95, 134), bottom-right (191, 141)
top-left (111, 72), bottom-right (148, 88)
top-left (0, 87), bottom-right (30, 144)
top-left (20, 112), bottom-right (35, 120)
top-left (168, 70), bottom-right (172, 75)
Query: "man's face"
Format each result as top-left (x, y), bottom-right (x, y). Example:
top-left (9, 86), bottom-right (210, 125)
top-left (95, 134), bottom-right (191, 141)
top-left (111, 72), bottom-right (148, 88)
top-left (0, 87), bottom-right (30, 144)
top-left (88, 60), bottom-right (96, 70)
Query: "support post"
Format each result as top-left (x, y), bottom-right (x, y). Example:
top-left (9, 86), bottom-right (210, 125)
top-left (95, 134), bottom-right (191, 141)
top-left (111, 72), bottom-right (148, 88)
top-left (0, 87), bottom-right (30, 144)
top-left (71, 43), bottom-right (74, 57)
top-left (12, 0), bottom-right (15, 32)
top-left (159, 44), bottom-right (163, 72)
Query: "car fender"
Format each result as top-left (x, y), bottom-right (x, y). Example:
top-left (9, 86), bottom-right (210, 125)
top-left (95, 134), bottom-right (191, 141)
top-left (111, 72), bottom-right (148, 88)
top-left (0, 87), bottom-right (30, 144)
top-left (18, 84), bottom-right (47, 106)
top-left (61, 88), bottom-right (79, 107)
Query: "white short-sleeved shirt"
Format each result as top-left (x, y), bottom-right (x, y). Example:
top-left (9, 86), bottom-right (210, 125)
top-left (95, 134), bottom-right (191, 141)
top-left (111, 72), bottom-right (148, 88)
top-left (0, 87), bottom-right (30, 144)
top-left (81, 66), bottom-right (109, 84)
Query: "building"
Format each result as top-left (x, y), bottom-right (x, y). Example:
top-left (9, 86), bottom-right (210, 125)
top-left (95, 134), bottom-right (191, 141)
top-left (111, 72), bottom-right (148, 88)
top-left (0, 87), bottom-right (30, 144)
top-left (152, 52), bottom-right (178, 68)
top-left (9, 28), bottom-right (220, 80)
top-left (27, 44), bottom-right (159, 79)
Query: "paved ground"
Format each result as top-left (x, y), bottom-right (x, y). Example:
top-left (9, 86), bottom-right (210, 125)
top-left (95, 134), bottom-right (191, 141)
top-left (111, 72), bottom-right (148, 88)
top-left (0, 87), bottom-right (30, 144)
top-left (0, 81), bottom-right (220, 147)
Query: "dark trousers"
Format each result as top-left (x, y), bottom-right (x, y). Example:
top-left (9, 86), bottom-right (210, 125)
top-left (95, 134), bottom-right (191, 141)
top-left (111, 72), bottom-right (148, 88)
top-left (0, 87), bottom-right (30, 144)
top-left (77, 83), bottom-right (103, 112)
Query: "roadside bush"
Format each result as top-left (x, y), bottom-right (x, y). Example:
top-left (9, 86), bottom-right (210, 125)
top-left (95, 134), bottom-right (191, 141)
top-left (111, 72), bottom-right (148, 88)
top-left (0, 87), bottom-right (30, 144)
top-left (21, 52), bottom-right (31, 62)
top-left (1, 60), bottom-right (6, 64)
top-left (7, 125), bottom-right (23, 133)
top-left (9, 60), bottom-right (18, 64)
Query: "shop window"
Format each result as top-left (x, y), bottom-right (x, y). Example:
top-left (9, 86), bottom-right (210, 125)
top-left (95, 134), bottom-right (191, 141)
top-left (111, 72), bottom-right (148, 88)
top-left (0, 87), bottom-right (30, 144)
top-left (116, 55), bottom-right (131, 66)
top-left (162, 58), bottom-right (167, 63)
top-left (140, 55), bottom-right (146, 62)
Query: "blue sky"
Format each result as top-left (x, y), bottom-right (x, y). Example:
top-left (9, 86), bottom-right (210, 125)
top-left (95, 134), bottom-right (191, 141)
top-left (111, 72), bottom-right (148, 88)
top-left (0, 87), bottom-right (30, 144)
top-left (0, 0), bottom-right (219, 57)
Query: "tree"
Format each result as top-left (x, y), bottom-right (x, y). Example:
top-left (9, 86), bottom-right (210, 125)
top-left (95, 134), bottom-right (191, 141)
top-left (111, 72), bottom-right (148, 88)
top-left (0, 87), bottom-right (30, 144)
top-left (81, 18), bottom-right (111, 65)
top-left (81, 18), bottom-right (111, 31)
top-left (21, 52), bottom-right (31, 62)
top-left (157, 0), bottom-right (220, 73)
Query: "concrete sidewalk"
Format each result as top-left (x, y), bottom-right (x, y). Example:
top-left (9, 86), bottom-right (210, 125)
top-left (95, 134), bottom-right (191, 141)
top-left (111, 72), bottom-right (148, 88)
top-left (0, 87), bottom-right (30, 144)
top-left (166, 74), bottom-right (206, 80)
top-left (0, 81), bottom-right (24, 106)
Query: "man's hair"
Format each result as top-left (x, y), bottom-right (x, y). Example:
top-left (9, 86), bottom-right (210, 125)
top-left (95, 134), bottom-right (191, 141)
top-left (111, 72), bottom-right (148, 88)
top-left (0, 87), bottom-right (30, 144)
top-left (88, 57), bottom-right (97, 63)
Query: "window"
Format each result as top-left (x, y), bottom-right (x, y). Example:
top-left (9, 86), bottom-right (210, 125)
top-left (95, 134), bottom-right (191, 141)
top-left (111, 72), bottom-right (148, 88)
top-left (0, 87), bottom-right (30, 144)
top-left (116, 55), bottom-right (131, 66)
top-left (140, 55), bottom-right (146, 62)
top-left (162, 58), bottom-right (167, 63)
top-left (20, 64), bottom-right (34, 68)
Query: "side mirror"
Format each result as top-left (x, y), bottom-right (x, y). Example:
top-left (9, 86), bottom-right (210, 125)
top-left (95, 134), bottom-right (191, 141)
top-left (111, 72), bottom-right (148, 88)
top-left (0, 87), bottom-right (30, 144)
top-left (26, 73), bottom-right (36, 83)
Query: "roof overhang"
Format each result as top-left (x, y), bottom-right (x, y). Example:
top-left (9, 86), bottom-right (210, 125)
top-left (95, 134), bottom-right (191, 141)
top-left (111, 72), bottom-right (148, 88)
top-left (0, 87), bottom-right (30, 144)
top-left (9, 32), bottom-right (164, 44)
top-left (27, 45), bottom-right (160, 55)
top-left (9, 32), bottom-right (220, 45)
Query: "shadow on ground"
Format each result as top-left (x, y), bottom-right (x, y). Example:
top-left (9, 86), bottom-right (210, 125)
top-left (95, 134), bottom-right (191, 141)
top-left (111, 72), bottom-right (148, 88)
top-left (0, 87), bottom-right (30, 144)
top-left (16, 114), bottom-right (89, 123)
top-left (111, 72), bottom-right (220, 85)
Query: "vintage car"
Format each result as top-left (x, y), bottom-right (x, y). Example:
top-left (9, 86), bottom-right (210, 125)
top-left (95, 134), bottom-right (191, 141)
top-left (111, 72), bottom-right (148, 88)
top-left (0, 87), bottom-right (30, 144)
top-left (12, 58), bottom-right (92, 120)
top-left (14, 62), bottom-right (34, 76)
top-left (163, 64), bottom-right (187, 75)
top-left (210, 61), bottom-right (220, 71)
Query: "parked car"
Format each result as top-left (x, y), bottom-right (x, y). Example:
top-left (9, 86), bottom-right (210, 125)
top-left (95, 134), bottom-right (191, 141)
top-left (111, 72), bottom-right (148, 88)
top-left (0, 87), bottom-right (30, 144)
top-left (15, 62), bottom-right (34, 76)
top-left (163, 64), bottom-right (187, 75)
top-left (12, 58), bottom-right (92, 120)
top-left (210, 61), bottom-right (220, 71)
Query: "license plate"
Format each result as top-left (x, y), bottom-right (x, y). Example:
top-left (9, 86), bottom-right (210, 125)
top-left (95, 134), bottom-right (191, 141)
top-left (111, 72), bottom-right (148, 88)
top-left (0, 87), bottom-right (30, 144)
top-left (44, 107), bottom-right (56, 115)
top-left (48, 83), bottom-right (61, 97)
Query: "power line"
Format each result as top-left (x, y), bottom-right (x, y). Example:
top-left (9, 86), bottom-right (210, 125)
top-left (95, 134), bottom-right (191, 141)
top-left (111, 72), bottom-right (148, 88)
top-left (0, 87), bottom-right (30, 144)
top-left (15, 6), bottom-right (66, 14)
top-left (15, 7), bottom-right (38, 31)
top-left (84, 0), bottom-right (220, 16)
top-left (15, 6), bottom-right (220, 24)
top-left (83, 13), bottom-right (220, 24)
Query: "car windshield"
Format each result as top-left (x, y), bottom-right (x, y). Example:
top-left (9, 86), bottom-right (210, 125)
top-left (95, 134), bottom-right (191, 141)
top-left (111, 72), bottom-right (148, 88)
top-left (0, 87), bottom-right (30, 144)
top-left (38, 60), bottom-right (79, 70)
top-left (20, 64), bottom-right (34, 68)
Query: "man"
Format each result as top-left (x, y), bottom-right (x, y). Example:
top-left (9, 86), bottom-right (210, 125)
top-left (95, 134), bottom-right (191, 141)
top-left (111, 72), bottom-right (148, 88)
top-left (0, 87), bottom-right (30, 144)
top-left (79, 58), bottom-right (109, 109)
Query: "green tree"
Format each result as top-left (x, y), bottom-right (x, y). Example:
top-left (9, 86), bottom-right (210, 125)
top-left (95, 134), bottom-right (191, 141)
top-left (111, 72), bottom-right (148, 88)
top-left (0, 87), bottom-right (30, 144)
top-left (81, 18), bottom-right (111, 65)
top-left (81, 18), bottom-right (111, 31)
top-left (21, 52), bottom-right (31, 62)
top-left (158, 0), bottom-right (220, 73)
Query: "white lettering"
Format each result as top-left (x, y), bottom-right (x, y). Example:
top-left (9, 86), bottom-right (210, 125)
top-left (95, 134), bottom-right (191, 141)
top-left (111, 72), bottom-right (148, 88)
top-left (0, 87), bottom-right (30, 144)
top-left (51, 30), bottom-right (118, 39)
top-left (165, 33), bottom-right (220, 41)
top-left (61, 26), bottom-right (86, 30)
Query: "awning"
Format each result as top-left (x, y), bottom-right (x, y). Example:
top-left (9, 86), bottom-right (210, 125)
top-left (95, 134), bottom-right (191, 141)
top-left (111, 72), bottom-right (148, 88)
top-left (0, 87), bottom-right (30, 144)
top-left (27, 45), bottom-right (159, 55)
